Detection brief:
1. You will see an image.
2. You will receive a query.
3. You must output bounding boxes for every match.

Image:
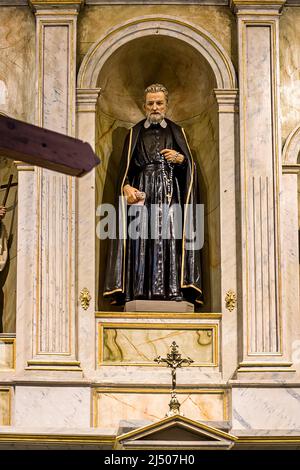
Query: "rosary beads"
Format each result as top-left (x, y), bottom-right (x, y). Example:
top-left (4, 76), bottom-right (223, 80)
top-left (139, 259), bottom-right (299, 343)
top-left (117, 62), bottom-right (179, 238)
top-left (159, 153), bottom-right (174, 204)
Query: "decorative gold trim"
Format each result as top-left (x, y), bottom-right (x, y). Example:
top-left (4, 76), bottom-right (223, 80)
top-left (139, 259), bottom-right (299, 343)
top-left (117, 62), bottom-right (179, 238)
top-left (97, 322), bottom-right (218, 367)
top-left (1, 432), bottom-right (300, 446)
top-left (0, 337), bottom-right (16, 370)
top-left (179, 128), bottom-right (203, 300)
top-left (79, 287), bottom-right (91, 310)
top-left (0, 433), bottom-right (114, 445)
top-left (236, 436), bottom-right (300, 443)
top-left (103, 288), bottom-right (122, 297)
top-left (95, 312), bottom-right (222, 319)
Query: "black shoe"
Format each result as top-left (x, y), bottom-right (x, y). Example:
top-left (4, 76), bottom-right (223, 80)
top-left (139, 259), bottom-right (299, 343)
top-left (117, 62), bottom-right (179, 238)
top-left (170, 296), bottom-right (183, 302)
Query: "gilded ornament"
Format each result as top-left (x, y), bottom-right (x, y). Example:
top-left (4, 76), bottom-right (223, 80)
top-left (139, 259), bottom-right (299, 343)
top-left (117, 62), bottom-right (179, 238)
top-left (225, 290), bottom-right (236, 312)
top-left (79, 287), bottom-right (91, 310)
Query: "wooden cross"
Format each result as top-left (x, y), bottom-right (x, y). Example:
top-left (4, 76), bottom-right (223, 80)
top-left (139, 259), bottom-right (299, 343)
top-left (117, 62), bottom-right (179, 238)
top-left (0, 114), bottom-right (100, 176)
top-left (1, 174), bottom-right (17, 206)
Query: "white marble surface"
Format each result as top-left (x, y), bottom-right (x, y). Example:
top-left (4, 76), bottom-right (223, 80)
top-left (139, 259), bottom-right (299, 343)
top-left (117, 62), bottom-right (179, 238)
top-left (281, 173), bottom-right (300, 370)
top-left (232, 388), bottom-right (300, 430)
top-left (15, 387), bottom-right (91, 428)
top-left (15, 165), bottom-right (36, 373)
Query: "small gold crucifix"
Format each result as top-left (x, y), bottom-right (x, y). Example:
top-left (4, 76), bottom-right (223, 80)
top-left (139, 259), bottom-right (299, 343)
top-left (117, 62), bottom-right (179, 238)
top-left (154, 341), bottom-right (194, 416)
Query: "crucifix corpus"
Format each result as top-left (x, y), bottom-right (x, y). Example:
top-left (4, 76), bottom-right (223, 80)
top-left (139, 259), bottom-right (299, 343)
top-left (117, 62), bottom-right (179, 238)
top-left (154, 341), bottom-right (194, 417)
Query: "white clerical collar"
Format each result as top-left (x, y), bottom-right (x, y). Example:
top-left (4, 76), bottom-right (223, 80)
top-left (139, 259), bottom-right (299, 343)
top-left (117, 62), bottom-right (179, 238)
top-left (144, 118), bottom-right (167, 129)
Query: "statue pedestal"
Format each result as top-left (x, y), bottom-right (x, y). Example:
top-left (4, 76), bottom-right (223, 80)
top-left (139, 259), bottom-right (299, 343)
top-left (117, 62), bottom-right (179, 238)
top-left (124, 300), bottom-right (194, 313)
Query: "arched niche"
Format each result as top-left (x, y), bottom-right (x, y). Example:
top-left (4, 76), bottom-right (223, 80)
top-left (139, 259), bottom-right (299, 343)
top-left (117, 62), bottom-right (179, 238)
top-left (282, 125), bottom-right (300, 250)
top-left (76, 16), bottom-right (238, 314)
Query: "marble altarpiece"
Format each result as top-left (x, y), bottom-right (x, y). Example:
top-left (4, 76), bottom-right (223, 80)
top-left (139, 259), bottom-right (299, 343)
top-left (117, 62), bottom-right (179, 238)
top-left (0, 0), bottom-right (300, 449)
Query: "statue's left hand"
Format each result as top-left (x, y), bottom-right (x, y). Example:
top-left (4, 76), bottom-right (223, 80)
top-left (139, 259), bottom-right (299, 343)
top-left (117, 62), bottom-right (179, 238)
top-left (161, 148), bottom-right (184, 164)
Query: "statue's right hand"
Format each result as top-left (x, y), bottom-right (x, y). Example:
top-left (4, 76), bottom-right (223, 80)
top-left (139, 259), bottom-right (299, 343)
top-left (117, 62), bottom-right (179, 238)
top-left (0, 206), bottom-right (6, 219)
top-left (123, 185), bottom-right (140, 204)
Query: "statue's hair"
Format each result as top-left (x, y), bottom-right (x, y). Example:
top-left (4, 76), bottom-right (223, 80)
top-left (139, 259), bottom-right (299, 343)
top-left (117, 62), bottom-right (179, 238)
top-left (144, 84), bottom-right (168, 103)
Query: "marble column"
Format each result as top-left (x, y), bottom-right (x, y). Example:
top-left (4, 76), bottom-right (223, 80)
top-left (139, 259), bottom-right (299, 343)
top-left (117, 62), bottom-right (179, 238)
top-left (24, 1), bottom-right (84, 371)
top-left (214, 90), bottom-right (239, 380)
top-left (231, 0), bottom-right (293, 373)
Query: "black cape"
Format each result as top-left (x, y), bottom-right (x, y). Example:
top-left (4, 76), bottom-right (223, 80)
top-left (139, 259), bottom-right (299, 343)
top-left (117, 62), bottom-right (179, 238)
top-left (103, 118), bottom-right (202, 304)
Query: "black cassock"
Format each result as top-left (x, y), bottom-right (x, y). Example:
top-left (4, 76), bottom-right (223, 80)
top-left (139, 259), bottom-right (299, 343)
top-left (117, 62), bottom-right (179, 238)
top-left (103, 118), bottom-right (202, 305)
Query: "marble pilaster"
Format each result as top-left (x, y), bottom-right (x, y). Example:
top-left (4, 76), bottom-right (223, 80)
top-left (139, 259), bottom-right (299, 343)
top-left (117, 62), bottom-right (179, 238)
top-left (25, 1), bottom-right (84, 371)
top-left (232, 0), bottom-right (292, 374)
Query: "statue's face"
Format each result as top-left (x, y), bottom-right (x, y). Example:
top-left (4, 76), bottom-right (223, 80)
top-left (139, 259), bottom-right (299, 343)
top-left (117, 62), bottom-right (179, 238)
top-left (144, 91), bottom-right (167, 123)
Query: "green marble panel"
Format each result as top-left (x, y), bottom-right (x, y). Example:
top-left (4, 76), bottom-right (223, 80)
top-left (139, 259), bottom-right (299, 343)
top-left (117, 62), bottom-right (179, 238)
top-left (99, 324), bottom-right (217, 366)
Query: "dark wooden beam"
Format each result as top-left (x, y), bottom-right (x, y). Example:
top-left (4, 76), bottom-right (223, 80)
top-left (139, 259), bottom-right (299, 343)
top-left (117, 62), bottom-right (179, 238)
top-left (0, 114), bottom-right (100, 177)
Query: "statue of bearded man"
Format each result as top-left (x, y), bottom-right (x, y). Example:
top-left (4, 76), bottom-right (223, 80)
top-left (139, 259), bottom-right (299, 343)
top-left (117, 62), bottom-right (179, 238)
top-left (104, 84), bottom-right (203, 306)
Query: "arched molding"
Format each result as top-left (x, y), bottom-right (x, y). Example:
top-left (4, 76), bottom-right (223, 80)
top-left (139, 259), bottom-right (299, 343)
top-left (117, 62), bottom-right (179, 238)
top-left (282, 124), bottom-right (300, 166)
top-left (77, 15), bottom-right (237, 90)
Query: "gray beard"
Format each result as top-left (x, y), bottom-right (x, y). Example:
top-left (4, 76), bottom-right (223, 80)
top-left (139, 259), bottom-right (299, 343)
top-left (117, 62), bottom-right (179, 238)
top-left (147, 112), bottom-right (165, 124)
